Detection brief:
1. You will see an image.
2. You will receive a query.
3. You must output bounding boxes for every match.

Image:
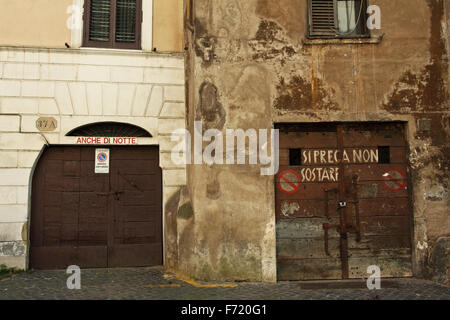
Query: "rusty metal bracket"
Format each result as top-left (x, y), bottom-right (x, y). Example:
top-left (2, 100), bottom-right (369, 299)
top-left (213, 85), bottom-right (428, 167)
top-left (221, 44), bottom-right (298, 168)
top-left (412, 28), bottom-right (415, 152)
top-left (323, 223), bottom-right (331, 256)
top-left (323, 188), bottom-right (340, 256)
top-left (322, 222), bottom-right (341, 256)
top-left (324, 188), bottom-right (338, 219)
top-left (345, 200), bottom-right (362, 242)
top-left (353, 175), bottom-right (362, 242)
top-left (349, 175), bottom-right (362, 242)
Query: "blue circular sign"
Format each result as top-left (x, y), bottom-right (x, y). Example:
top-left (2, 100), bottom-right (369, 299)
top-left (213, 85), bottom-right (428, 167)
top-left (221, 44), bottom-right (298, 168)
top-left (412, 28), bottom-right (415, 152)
top-left (97, 153), bottom-right (107, 162)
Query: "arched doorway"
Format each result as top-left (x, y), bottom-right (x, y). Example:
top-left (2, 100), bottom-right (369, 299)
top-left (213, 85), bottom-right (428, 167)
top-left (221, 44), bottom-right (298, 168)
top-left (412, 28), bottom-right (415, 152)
top-left (29, 122), bottom-right (162, 270)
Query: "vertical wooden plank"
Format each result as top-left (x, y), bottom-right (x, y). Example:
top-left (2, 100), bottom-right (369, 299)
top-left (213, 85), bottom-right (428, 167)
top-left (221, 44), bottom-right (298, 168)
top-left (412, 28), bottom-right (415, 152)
top-left (276, 125), bottom-right (343, 280)
top-left (342, 123), bottom-right (413, 279)
top-left (336, 124), bottom-right (349, 279)
top-left (108, 146), bottom-right (163, 267)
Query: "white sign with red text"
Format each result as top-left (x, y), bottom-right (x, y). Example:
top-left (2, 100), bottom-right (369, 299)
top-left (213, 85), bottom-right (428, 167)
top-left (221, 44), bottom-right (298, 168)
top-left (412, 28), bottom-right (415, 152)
top-left (76, 137), bottom-right (138, 145)
top-left (95, 148), bottom-right (110, 174)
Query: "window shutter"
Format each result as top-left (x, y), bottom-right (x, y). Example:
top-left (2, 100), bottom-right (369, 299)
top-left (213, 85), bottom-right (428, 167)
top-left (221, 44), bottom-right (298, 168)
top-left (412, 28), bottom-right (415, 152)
top-left (115, 0), bottom-right (137, 43)
top-left (89, 0), bottom-right (111, 42)
top-left (309, 0), bottom-right (338, 37)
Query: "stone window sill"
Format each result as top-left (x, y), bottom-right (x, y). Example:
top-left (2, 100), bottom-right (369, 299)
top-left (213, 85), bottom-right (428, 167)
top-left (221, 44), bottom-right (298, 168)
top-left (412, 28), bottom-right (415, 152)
top-left (303, 34), bottom-right (384, 45)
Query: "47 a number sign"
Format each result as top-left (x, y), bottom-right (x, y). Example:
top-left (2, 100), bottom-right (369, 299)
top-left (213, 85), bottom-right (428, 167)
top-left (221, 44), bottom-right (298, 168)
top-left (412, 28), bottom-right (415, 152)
top-left (36, 117), bottom-right (57, 132)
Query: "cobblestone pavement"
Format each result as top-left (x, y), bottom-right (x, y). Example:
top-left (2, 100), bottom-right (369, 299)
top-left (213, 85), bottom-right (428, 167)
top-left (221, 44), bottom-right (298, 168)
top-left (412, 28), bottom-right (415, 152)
top-left (0, 267), bottom-right (448, 300)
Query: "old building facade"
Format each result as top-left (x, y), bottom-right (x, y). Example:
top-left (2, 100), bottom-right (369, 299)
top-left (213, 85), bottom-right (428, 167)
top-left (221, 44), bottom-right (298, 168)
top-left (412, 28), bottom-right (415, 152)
top-left (181, 0), bottom-right (449, 283)
top-left (0, 0), bottom-right (186, 270)
top-left (0, 0), bottom-right (448, 285)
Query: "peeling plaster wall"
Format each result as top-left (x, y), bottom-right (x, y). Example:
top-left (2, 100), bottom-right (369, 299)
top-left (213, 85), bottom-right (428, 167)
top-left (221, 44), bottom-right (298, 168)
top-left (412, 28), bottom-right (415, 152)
top-left (183, 0), bottom-right (449, 283)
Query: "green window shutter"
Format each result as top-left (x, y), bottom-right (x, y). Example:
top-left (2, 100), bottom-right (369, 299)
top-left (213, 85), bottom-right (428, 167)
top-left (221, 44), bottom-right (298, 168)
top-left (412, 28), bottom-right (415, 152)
top-left (115, 0), bottom-right (137, 43)
top-left (309, 0), bottom-right (338, 37)
top-left (89, 0), bottom-right (111, 42)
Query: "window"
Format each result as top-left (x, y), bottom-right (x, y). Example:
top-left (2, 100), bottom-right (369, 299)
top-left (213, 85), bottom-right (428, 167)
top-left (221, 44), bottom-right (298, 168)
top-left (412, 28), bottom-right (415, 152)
top-left (308, 0), bottom-right (368, 38)
top-left (378, 146), bottom-right (390, 164)
top-left (289, 149), bottom-right (303, 166)
top-left (83, 0), bottom-right (142, 49)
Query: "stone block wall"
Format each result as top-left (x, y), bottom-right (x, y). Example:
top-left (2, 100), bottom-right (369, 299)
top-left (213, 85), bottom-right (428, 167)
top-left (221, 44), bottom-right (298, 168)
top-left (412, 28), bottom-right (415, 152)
top-left (0, 46), bottom-right (187, 269)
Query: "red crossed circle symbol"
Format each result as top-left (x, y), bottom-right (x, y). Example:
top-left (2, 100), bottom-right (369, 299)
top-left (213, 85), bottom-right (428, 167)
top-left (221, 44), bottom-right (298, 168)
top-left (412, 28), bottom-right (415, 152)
top-left (277, 169), bottom-right (302, 194)
top-left (382, 168), bottom-right (406, 192)
top-left (97, 153), bottom-right (108, 162)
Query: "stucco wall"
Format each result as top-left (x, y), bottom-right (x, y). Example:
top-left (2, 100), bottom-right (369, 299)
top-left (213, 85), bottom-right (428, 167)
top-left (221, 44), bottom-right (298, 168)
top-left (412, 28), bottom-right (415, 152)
top-left (183, 0), bottom-right (449, 282)
top-left (0, 0), bottom-right (184, 52)
top-left (153, 0), bottom-right (185, 52)
top-left (0, 47), bottom-right (186, 269)
top-left (0, 0), bottom-right (72, 48)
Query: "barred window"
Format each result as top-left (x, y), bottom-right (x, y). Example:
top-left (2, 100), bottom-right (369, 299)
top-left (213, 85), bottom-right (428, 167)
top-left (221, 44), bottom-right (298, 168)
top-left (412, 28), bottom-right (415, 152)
top-left (308, 0), bottom-right (368, 38)
top-left (83, 0), bottom-right (142, 49)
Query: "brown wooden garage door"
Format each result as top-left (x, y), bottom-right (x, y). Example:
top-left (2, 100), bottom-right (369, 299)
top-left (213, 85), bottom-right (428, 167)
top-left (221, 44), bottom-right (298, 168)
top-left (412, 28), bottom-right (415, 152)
top-left (276, 123), bottom-right (413, 280)
top-left (30, 146), bottom-right (162, 269)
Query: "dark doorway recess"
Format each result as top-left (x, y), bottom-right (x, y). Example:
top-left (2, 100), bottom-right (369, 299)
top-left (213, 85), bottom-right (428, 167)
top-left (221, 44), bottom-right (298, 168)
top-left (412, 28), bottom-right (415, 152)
top-left (66, 122), bottom-right (152, 138)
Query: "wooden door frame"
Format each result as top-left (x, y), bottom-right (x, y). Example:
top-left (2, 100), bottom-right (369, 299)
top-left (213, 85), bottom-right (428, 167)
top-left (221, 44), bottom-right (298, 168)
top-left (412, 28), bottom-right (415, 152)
top-left (27, 144), bottom-right (164, 270)
top-left (273, 121), bottom-right (416, 281)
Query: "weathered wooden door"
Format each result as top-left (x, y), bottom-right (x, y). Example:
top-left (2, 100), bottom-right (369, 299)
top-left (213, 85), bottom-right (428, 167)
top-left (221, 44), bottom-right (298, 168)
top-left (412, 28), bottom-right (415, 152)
top-left (108, 148), bottom-right (163, 267)
top-left (276, 123), bottom-right (413, 280)
top-left (30, 146), bottom-right (162, 269)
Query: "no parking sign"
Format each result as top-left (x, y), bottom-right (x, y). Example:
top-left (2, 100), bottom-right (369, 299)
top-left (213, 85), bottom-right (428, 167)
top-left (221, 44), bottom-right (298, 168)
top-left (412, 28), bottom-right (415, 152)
top-left (382, 168), bottom-right (406, 192)
top-left (278, 169), bottom-right (302, 194)
top-left (95, 148), bottom-right (110, 174)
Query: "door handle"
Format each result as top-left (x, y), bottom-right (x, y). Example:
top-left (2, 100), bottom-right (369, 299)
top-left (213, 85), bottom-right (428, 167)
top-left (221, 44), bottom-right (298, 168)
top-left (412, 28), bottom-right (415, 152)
top-left (324, 188), bottom-right (338, 218)
top-left (96, 191), bottom-right (124, 200)
top-left (113, 191), bottom-right (124, 200)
